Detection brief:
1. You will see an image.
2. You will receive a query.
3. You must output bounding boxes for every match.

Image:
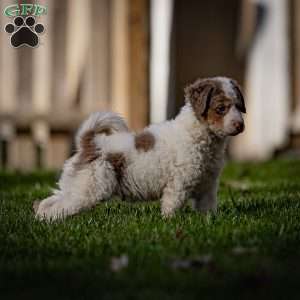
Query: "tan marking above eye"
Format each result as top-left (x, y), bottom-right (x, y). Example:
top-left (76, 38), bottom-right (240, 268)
top-left (206, 109), bottom-right (224, 127)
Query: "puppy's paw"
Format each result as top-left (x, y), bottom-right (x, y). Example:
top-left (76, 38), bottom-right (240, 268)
top-left (161, 207), bottom-right (175, 219)
top-left (33, 200), bottom-right (41, 213)
top-left (35, 195), bottom-right (64, 221)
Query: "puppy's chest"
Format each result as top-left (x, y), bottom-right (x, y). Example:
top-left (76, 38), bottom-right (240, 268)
top-left (179, 141), bottom-right (224, 189)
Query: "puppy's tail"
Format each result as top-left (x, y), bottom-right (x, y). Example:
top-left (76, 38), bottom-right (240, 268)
top-left (75, 112), bottom-right (129, 163)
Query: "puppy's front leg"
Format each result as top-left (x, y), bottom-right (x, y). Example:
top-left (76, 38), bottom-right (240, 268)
top-left (192, 181), bottom-right (218, 213)
top-left (161, 183), bottom-right (186, 218)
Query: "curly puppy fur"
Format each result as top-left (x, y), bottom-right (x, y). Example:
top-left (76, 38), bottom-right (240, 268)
top-left (35, 77), bottom-right (246, 220)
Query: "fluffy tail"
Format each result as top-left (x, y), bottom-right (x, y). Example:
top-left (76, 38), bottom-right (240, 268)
top-left (75, 112), bottom-right (129, 164)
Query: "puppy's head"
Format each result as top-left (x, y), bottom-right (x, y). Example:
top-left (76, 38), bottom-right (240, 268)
top-left (185, 77), bottom-right (246, 137)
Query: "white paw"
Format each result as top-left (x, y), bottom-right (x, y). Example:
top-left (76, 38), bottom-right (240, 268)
top-left (161, 206), bottom-right (175, 219)
top-left (34, 195), bottom-right (65, 221)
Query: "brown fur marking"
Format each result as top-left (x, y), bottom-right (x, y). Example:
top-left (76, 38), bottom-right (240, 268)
top-left (207, 96), bottom-right (230, 119)
top-left (206, 96), bottom-right (233, 130)
top-left (76, 126), bottom-right (113, 167)
top-left (77, 130), bottom-right (100, 165)
top-left (96, 126), bottom-right (113, 136)
top-left (185, 79), bottom-right (225, 120)
top-left (106, 152), bottom-right (126, 181)
top-left (135, 131), bottom-right (155, 152)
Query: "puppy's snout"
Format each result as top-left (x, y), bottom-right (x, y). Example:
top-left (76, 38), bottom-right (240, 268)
top-left (232, 121), bottom-right (244, 133)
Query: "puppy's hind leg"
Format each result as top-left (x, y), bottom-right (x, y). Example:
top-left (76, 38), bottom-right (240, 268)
top-left (35, 111), bottom-right (127, 221)
top-left (35, 157), bottom-right (117, 221)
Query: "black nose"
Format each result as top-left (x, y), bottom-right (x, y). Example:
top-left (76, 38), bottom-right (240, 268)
top-left (233, 121), bottom-right (244, 133)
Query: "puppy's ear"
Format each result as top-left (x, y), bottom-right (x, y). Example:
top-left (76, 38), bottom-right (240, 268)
top-left (230, 80), bottom-right (246, 113)
top-left (184, 80), bottom-right (215, 118)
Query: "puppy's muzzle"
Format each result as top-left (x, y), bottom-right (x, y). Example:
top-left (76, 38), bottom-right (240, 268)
top-left (230, 121), bottom-right (244, 136)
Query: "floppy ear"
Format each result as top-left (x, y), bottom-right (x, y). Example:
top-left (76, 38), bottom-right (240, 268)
top-left (184, 80), bottom-right (215, 119)
top-left (230, 80), bottom-right (246, 113)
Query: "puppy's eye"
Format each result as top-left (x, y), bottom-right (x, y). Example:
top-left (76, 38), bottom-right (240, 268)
top-left (215, 105), bottom-right (226, 115)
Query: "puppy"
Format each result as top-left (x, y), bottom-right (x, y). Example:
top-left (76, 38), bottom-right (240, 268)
top-left (34, 77), bottom-right (246, 220)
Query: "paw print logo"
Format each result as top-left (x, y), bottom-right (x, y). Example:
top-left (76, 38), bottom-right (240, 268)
top-left (4, 16), bottom-right (45, 48)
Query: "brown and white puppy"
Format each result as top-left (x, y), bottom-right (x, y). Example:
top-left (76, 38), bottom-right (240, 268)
top-left (34, 77), bottom-right (246, 220)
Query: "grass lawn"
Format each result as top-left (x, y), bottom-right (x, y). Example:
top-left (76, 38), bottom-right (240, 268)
top-left (1, 159), bottom-right (300, 299)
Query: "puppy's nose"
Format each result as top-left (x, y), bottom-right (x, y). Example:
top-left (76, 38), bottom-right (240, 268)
top-left (233, 121), bottom-right (244, 133)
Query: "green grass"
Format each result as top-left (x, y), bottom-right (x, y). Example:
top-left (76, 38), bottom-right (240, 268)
top-left (1, 159), bottom-right (300, 299)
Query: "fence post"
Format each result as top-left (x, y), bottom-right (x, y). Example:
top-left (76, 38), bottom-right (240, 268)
top-left (0, 0), bottom-right (17, 169)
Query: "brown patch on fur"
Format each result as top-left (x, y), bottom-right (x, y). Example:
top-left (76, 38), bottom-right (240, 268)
top-left (75, 127), bottom-right (113, 168)
top-left (135, 131), bottom-right (155, 152)
top-left (74, 126), bottom-right (114, 169)
top-left (106, 152), bottom-right (126, 181)
top-left (97, 126), bottom-right (113, 136)
top-left (77, 130), bottom-right (100, 165)
top-left (206, 96), bottom-right (233, 129)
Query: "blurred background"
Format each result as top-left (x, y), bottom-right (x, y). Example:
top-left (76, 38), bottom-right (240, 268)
top-left (0, 0), bottom-right (299, 170)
